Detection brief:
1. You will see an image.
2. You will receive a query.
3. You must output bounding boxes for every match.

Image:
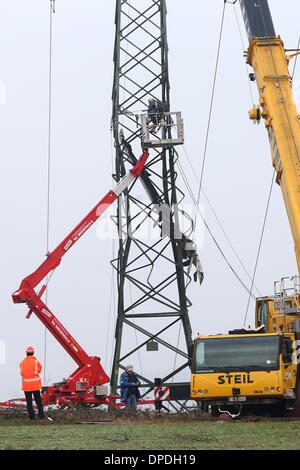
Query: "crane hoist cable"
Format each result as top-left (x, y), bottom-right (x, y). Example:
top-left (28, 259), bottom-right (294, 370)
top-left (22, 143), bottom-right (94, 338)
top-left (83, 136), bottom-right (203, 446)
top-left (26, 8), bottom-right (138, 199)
top-left (193, 0), bottom-right (227, 235)
top-left (43, 0), bottom-right (55, 384)
top-left (243, 170), bottom-right (275, 325)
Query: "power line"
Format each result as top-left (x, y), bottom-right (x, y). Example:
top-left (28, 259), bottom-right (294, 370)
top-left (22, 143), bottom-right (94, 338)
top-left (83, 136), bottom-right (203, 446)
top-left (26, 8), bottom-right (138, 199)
top-left (244, 170), bottom-right (275, 325)
top-left (176, 155), bottom-right (256, 301)
top-left (194, 0), bottom-right (227, 233)
top-left (182, 145), bottom-right (262, 296)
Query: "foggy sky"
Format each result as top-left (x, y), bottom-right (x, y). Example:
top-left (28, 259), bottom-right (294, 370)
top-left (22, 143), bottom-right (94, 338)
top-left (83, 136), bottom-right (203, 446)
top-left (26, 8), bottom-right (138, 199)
top-left (1, 0), bottom-right (299, 401)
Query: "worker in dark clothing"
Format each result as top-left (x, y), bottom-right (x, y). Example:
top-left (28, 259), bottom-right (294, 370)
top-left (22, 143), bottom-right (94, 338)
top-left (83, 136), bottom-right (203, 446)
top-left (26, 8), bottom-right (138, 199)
top-left (20, 346), bottom-right (45, 421)
top-left (147, 96), bottom-right (164, 133)
top-left (120, 365), bottom-right (140, 411)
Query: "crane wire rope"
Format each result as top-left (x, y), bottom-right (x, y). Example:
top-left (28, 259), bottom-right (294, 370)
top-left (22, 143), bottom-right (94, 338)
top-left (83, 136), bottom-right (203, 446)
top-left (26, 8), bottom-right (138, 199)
top-left (43, 0), bottom-right (55, 384)
top-left (193, 0), bottom-right (227, 234)
top-left (243, 170), bottom-right (275, 325)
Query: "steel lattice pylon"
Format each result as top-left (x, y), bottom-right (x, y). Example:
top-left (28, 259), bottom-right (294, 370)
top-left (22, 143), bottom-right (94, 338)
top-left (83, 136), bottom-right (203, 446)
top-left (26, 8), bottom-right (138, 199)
top-left (110, 0), bottom-right (202, 408)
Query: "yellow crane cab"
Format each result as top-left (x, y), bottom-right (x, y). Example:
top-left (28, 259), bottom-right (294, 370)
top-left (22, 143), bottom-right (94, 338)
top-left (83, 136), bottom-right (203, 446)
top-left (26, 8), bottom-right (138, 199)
top-left (191, 328), bottom-right (297, 417)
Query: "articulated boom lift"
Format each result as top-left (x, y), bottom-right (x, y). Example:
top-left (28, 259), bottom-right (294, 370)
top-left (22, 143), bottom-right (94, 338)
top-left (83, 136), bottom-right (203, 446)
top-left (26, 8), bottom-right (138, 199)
top-left (12, 150), bottom-right (149, 407)
top-left (4, 0), bottom-right (200, 412)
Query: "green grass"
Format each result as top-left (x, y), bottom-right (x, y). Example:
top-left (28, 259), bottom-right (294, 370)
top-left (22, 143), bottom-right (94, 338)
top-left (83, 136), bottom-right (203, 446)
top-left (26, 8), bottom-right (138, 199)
top-left (1, 420), bottom-right (300, 450)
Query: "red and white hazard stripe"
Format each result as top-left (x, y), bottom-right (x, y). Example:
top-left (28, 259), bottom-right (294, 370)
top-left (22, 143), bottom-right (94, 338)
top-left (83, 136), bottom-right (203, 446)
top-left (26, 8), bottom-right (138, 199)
top-left (154, 386), bottom-right (170, 401)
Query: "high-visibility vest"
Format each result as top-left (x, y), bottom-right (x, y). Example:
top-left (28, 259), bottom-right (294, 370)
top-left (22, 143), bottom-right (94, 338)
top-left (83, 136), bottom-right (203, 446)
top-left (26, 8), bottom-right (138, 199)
top-left (20, 356), bottom-right (42, 392)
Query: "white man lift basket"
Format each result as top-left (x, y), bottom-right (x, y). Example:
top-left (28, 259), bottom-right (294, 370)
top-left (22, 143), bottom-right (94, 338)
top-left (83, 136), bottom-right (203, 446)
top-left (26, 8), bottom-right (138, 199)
top-left (141, 111), bottom-right (184, 149)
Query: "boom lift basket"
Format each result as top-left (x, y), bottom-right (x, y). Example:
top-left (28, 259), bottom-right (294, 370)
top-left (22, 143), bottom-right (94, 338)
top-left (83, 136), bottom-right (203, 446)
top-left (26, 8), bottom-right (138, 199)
top-left (141, 111), bottom-right (184, 149)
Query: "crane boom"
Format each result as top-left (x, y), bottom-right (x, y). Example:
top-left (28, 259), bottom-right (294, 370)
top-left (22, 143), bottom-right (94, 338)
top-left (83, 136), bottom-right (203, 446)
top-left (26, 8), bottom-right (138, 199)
top-left (239, 0), bottom-right (275, 41)
top-left (240, 0), bottom-right (300, 272)
top-left (190, 1), bottom-right (300, 417)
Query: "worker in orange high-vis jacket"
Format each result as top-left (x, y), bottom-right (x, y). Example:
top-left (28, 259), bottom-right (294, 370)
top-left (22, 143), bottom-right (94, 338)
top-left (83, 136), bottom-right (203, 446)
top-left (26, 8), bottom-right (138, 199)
top-left (20, 346), bottom-right (45, 420)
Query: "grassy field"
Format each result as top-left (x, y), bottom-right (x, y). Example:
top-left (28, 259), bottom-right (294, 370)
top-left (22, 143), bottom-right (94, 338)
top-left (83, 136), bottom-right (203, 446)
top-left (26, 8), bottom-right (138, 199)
top-left (1, 417), bottom-right (300, 450)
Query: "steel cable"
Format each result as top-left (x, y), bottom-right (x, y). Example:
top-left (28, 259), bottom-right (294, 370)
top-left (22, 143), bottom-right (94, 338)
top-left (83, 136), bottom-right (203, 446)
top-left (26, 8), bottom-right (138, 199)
top-left (176, 158), bottom-right (256, 300)
top-left (193, 1), bottom-right (227, 233)
top-left (243, 170), bottom-right (275, 325)
top-left (43, 0), bottom-right (55, 384)
top-left (182, 145), bottom-right (262, 296)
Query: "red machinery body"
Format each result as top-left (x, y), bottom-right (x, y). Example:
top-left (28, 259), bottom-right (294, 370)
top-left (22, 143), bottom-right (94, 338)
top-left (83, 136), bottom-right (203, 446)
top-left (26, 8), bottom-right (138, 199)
top-left (12, 151), bottom-right (149, 407)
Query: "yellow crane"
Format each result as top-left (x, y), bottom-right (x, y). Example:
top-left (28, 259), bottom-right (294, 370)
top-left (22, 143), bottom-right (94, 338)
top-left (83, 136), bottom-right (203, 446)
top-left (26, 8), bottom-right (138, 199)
top-left (191, 0), bottom-right (300, 417)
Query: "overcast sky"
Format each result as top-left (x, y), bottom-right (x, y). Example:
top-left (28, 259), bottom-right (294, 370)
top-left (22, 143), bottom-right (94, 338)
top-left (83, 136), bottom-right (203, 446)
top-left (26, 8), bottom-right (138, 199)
top-left (1, 0), bottom-right (299, 401)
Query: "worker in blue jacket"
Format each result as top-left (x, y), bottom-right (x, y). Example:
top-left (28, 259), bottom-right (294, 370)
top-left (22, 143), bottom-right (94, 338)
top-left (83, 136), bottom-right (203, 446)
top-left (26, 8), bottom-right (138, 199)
top-left (120, 365), bottom-right (140, 411)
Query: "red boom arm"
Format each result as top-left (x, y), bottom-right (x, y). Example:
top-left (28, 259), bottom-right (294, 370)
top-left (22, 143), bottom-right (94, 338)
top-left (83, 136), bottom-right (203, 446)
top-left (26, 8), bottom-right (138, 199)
top-left (12, 150), bottom-right (148, 374)
top-left (13, 150), bottom-right (148, 300)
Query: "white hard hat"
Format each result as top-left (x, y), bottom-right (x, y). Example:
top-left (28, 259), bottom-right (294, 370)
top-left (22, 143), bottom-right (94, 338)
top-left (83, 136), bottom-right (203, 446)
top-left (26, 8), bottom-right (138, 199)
top-left (125, 365), bottom-right (133, 371)
top-left (147, 95), bottom-right (155, 102)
